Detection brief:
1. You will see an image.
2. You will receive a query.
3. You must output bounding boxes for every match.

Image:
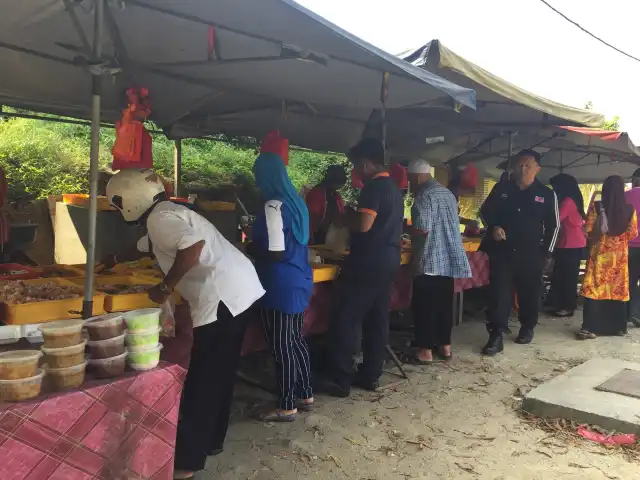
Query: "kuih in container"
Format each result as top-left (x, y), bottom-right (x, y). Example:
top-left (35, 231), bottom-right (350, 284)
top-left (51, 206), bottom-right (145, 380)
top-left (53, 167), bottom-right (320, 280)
top-left (84, 313), bottom-right (124, 340)
top-left (46, 361), bottom-right (87, 390)
top-left (88, 352), bottom-right (127, 378)
top-left (39, 320), bottom-right (84, 348)
top-left (123, 308), bottom-right (161, 333)
top-left (125, 327), bottom-right (161, 351)
top-left (87, 334), bottom-right (125, 359)
top-left (41, 341), bottom-right (87, 369)
top-left (127, 344), bottom-right (162, 371)
top-left (0, 368), bottom-right (44, 401)
top-left (0, 350), bottom-right (42, 380)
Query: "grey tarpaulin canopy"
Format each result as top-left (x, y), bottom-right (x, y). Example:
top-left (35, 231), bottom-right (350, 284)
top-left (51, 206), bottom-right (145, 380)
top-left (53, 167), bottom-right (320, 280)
top-left (375, 39), bottom-right (606, 159)
top-left (0, 1), bottom-right (476, 153)
top-left (450, 126), bottom-right (640, 184)
top-left (0, 1), bottom-right (476, 315)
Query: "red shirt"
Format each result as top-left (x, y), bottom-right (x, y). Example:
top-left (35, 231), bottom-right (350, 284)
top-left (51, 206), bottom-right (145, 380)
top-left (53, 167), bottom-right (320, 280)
top-left (305, 185), bottom-right (345, 236)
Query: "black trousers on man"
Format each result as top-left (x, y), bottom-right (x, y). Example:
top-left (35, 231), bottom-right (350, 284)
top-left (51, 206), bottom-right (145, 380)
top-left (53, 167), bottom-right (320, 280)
top-left (412, 275), bottom-right (454, 348)
top-left (174, 302), bottom-right (250, 472)
top-left (328, 265), bottom-right (398, 389)
top-left (628, 248), bottom-right (640, 324)
top-left (488, 253), bottom-right (543, 333)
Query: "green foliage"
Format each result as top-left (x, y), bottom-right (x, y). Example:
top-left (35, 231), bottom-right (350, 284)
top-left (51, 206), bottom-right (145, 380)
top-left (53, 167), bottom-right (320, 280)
top-left (0, 115), bottom-right (353, 209)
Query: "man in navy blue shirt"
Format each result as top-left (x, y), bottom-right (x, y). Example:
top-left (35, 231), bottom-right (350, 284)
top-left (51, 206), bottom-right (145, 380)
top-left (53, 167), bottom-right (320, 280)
top-left (322, 139), bottom-right (404, 397)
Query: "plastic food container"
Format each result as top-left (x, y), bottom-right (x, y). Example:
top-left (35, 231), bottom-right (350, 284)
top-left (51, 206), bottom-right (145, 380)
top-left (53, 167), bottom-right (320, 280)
top-left (87, 334), bottom-right (125, 359)
top-left (84, 313), bottom-right (124, 340)
top-left (0, 325), bottom-right (21, 345)
top-left (0, 368), bottom-right (44, 401)
top-left (125, 327), bottom-right (161, 351)
top-left (41, 341), bottom-right (87, 369)
top-left (88, 352), bottom-right (127, 378)
top-left (127, 344), bottom-right (162, 371)
top-left (39, 320), bottom-right (85, 348)
top-left (0, 350), bottom-right (43, 380)
top-left (46, 362), bottom-right (87, 390)
top-left (123, 308), bottom-right (161, 333)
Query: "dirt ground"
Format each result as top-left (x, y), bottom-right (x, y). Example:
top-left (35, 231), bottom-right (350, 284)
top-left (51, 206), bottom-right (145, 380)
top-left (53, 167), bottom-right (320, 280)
top-left (198, 310), bottom-right (640, 480)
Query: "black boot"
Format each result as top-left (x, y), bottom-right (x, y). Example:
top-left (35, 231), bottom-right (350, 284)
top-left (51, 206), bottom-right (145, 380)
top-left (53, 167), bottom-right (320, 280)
top-left (515, 328), bottom-right (534, 344)
top-left (482, 333), bottom-right (504, 356)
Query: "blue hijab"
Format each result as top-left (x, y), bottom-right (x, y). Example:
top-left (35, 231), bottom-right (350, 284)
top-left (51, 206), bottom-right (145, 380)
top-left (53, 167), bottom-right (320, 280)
top-left (253, 152), bottom-right (310, 245)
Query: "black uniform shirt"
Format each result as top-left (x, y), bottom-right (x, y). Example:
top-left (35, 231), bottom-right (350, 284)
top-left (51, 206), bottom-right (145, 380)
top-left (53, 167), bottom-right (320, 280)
top-left (480, 178), bottom-right (559, 260)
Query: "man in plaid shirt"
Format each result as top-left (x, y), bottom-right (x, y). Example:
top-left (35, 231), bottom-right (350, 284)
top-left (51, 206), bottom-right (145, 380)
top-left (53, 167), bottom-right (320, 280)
top-left (408, 159), bottom-right (472, 364)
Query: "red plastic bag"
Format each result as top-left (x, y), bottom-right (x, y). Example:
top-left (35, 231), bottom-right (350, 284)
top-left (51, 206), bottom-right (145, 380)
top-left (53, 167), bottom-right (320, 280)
top-left (112, 87), bottom-right (153, 170)
top-left (577, 426), bottom-right (637, 445)
top-left (460, 163), bottom-right (478, 189)
top-left (261, 130), bottom-right (289, 165)
top-left (351, 167), bottom-right (365, 189)
top-left (390, 163), bottom-right (408, 190)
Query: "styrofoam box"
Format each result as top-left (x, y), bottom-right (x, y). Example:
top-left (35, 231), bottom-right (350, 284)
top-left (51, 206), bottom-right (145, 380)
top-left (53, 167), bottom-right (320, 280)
top-left (0, 325), bottom-right (21, 345)
top-left (21, 324), bottom-right (44, 344)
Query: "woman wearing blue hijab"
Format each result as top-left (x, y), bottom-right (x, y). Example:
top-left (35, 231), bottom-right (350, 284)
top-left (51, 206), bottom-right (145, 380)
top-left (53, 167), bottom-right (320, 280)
top-left (249, 152), bottom-right (314, 422)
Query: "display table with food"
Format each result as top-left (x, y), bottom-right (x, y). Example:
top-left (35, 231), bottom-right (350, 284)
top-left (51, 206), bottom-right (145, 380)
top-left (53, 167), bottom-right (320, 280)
top-left (0, 310), bottom-right (185, 480)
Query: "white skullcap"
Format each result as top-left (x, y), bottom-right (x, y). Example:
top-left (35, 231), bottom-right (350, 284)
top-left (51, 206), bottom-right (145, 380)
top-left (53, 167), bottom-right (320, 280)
top-left (408, 158), bottom-right (432, 174)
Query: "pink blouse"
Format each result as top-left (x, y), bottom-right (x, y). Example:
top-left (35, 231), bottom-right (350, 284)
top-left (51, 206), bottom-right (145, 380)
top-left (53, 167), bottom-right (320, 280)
top-left (556, 197), bottom-right (586, 249)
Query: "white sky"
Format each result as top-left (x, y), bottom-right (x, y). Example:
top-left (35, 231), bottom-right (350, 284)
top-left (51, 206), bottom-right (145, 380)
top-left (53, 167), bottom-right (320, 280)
top-left (298, 0), bottom-right (640, 141)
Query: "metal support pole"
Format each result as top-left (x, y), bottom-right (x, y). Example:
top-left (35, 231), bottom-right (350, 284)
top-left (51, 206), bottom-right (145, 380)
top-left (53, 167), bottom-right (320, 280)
top-left (507, 131), bottom-right (513, 178)
top-left (380, 72), bottom-right (390, 165)
top-left (82, 0), bottom-right (105, 319)
top-left (173, 139), bottom-right (182, 197)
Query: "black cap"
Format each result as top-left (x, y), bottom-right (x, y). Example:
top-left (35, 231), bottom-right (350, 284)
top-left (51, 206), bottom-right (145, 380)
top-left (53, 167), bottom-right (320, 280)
top-left (632, 168), bottom-right (640, 178)
top-left (348, 138), bottom-right (385, 166)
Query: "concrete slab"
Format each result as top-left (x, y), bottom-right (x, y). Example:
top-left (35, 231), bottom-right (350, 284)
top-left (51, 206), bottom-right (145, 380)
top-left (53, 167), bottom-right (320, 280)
top-left (523, 358), bottom-right (640, 434)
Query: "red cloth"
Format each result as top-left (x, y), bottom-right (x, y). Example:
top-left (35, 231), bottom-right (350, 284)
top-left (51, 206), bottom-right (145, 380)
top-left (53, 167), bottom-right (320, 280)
top-left (304, 185), bottom-right (345, 236)
top-left (0, 362), bottom-right (185, 480)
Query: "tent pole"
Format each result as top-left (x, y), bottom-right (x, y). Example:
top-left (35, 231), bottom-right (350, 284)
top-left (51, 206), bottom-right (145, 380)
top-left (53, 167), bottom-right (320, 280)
top-left (82, 0), bottom-right (105, 319)
top-left (507, 131), bottom-right (513, 178)
top-left (174, 139), bottom-right (182, 197)
top-left (380, 72), bottom-right (390, 164)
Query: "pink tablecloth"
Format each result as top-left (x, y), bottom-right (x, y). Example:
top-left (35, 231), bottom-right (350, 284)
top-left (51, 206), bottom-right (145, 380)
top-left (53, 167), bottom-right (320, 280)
top-left (0, 362), bottom-right (185, 480)
top-left (163, 251), bottom-right (491, 363)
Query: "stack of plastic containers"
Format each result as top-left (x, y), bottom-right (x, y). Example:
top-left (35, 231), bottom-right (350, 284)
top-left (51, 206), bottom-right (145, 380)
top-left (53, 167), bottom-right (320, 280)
top-left (84, 313), bottom-right (127, 378)
top-left (39, 320), bottom-right (87, 390)
top-left (123, 308), bottom-right (163, 371)
top-left (0, 350), bottom-right (44, 401)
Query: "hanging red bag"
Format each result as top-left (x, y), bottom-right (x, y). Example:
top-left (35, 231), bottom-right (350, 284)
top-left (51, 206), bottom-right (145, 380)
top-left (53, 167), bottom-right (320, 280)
top-left (112, 87), bottom-right (153, 170)
top-left (261, 130), bottom-right (289, 165)
top-left (390, 163), bottom-right (408, 190)
top-left (351, 168), bottom-right (364, 189)
top-left (460, 163), bottom-right (478, 190)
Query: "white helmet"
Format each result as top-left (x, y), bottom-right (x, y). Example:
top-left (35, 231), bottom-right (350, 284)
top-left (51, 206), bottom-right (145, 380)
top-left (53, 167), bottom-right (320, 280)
top-left (106, 169), bottom-right (166, 222)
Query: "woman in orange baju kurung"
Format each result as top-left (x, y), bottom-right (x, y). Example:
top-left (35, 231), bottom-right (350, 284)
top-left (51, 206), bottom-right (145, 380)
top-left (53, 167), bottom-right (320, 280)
top-left (579, 176), bottom-right (638, 339)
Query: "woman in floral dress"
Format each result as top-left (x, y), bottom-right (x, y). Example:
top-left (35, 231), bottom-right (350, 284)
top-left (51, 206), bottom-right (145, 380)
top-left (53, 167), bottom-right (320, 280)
top-left (579, 175), bottom-right (638, 339)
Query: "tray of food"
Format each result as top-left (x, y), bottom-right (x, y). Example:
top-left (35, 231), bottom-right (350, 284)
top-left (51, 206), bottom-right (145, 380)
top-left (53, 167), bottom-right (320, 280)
top-left (35, 264), bottom-right (85, 278)
top-left (0, 278), bottom-right (105, 325)
top-left (65, 275), bottom-right (158, 312)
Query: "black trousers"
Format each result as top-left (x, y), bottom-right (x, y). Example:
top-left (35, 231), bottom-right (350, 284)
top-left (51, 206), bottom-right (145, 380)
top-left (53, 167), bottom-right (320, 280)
top-left (174, 302), bottom-right (249, 472)
top-left (488, 253), bottom-right (543, 333)
top-left (583, 298), bottom-right (628, 335)
top-left (260, 308), bottom-right (313, 411)
top-left (547, 248), bottom-right (583, 312)
top-left (328, 265), bottom-right (397, 389)
top-left (628, 248), bottom-right (640, 322)
top-left (411, 275), bottom-right (454, 348)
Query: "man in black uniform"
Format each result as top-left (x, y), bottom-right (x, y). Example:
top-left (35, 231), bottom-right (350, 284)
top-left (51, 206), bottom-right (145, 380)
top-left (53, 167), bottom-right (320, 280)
top-left (480, 150), bottom-right (559, 355)
top-left (322, 138), bottom-right (404, 397)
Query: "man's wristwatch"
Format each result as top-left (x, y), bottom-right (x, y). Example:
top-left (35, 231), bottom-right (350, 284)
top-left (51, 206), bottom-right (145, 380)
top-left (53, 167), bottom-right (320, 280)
top-left (158, 282), bottom-right (173, 294)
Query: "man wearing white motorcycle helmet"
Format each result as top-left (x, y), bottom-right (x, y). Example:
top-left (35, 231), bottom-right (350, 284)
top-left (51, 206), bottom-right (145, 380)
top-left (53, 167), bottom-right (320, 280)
top-left (106, 169), bottom-right (265, 479)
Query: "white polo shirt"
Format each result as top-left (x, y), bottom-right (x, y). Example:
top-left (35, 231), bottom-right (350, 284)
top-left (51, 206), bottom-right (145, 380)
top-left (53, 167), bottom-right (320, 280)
top-left (137, 202), bottom-right (265, 328)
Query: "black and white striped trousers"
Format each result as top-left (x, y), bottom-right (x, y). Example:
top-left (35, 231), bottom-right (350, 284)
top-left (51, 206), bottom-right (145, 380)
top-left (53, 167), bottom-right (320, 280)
top-left (260, 308), bottom-right (313, 410)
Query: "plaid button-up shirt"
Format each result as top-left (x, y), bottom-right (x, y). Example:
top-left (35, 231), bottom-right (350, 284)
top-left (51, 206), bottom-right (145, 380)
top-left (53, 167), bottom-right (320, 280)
top-left (411, 179), bottom-right (472, 279)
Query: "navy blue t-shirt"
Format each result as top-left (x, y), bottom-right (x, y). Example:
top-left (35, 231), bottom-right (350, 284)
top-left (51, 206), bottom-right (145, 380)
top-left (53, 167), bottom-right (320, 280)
top-left (348, 172), bottom-right (404, 270)
top-left (252, 200), bottom-right (313, 314)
